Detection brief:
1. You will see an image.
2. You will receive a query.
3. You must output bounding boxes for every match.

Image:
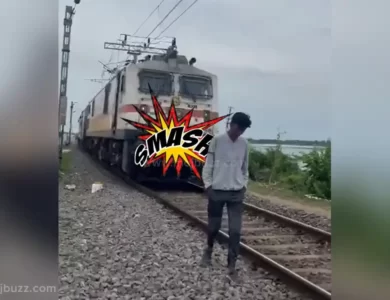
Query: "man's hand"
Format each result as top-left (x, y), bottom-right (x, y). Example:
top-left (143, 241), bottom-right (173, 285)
top-left (204, 186), bottom-right (212, 197)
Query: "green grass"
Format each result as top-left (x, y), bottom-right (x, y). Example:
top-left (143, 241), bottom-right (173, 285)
top-left (59, 151), bottom-right (71, 179)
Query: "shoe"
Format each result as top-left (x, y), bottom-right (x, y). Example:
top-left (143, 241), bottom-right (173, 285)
top-left (227, 264), bottom-right (238, 281)
top-left (228, 261), bottom-right (236, 272)
top-left (200, 248), bottom-right (212, 267)
top-left (227, 261), bottom-right (238, 277)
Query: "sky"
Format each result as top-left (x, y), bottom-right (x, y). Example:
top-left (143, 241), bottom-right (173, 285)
top-left (60, 0), bottom-right (330, 140)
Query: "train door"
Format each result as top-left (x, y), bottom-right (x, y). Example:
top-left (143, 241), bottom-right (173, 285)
top-left (78, 112), bottom-right (84, 139)
top-left (83, 105), bottom-right (90, 138)
top-left (111, 71), bottom-right (122, 135)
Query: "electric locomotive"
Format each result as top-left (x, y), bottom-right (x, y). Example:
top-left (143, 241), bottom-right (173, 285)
top-left (78, 39), bottom-right (219, 183)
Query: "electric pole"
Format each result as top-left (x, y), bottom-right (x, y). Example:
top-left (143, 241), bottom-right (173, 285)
top-left (225, 106), bottom-right (233, 130)
top-left (58, 0), bottom-right (81, 162)
top-left (68, 101), bottom-right (76, 145)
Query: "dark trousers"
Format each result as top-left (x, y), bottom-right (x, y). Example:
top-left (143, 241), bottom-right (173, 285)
top-left (206, 189), bottom-right (244, 265)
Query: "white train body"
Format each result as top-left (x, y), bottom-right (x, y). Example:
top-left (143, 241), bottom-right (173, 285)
top-left (78, 53), bottom-right (219, 182)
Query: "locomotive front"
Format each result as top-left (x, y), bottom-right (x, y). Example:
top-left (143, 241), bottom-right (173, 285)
top-left (126, 56), bottom-right (219, 184)
top-left (78, 46), bottom-right (220, 185)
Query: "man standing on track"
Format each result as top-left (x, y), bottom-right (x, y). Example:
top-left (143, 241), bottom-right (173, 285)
top-left (200, 112), bottom-right (252, 276)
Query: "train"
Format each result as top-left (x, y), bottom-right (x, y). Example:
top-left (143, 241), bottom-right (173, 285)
top-left (77, 39), bottom-right (220, 183)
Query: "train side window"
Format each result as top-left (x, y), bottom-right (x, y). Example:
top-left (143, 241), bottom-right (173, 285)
top-left (104, 82), bottom-right (111, 114)
top-left (91, 100), bottom-right (95, 117)
top-left (121, 74), bottom-right (126, 93)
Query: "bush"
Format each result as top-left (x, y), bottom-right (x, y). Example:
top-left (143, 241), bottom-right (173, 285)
top-left (249, 146), bottom-right (300, 182)
top-left (248, 146), bottom-right (269, 181)
top-left (279, 173), bottom-right (307, 192)
top-left (301, 144), bottom-right (331, 199)
top-left (248, 143), bottom-right (331, 200)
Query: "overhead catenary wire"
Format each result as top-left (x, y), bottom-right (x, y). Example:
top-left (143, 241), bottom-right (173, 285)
top-left (133, 0), bottom-right (167, 36)
top-left (156, 0), bottom-right (199, 38)
top-left (123, 0), bottom-right (169, 63)
top-left (107, 0), bottom-right (167, 71)
top-left (146, 0), bottom-right (185, 38)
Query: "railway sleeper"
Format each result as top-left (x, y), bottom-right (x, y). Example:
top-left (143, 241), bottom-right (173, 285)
top-left (292, 268), bottom-right (332, 275)
top-left (252, 243), bottom-right (321, 250)
top-left (267, 254), bottom-right (330, 260)
top-left (241, 234), bottom-right (307, 241)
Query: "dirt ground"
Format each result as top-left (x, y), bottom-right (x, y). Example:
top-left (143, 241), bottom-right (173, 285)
top-left (248, 182), bottom-right (331, 219)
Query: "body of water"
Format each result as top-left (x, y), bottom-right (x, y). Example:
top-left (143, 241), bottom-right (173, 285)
top-left (251, 144), bottom-right (324, 157)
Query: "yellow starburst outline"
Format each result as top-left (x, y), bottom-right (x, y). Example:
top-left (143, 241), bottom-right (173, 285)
top-left (122, 84), bottom-right (230, 178)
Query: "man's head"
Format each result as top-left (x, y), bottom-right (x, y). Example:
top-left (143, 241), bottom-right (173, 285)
top-left (228, 112), bottom-right (252, 139)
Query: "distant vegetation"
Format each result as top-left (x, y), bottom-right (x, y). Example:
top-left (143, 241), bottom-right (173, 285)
top-left (248, 138), bottom-right (330, 147)
top-left (248, 134), bottom-right (331, 200)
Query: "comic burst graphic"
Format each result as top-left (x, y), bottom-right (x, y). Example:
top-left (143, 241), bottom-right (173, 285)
top-left (121, 85), bottom-right (229, 178)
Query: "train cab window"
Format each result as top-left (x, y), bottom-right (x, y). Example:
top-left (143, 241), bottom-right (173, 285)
top-left (179, 76), bottom-right (213, 99)
top-left (91, 100), bottom-right (95, 116)
top-left (121, 74), bottom-right (126, 93)
top-left (138, 71), bottom-right (172, 95)
top-left (104, 82), bottom-right (111, 114)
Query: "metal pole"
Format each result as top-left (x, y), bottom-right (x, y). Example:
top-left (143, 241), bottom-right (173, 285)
top-left (59, 2), bottom-right (80, 162)
top-left (60, 125), bottom-right (65, 153)
top-left (226, 106), bottom-right (233, 130)
top-left (68, 101), bottom-right (75, 145)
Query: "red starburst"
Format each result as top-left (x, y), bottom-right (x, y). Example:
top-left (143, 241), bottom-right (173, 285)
top-left (122, 85), bottom-right (229, 178)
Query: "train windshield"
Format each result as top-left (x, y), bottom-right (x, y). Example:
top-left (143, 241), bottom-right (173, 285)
top-left (138, 71), bottom-right (172, 95)
top-left (179, 76), bottom-right (213, 99)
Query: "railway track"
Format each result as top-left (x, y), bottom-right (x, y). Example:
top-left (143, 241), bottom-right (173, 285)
top-left (146, 183), bottom-right (331, 300)
top-left (86, 150), bottom-right (332, 300)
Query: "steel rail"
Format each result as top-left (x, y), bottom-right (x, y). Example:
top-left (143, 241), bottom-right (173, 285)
top-left (244, 203), bottom-right (331, 242)
top-left (186, 181), bottom-right (331, 242)
top-left (125, 179), bottom-right (332, 300)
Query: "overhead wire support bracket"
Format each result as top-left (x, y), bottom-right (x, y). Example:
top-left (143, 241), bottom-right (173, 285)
top-left (104, 42), bottom-right (168, 52)
top-left (119, 34), bottom-right (174, 43)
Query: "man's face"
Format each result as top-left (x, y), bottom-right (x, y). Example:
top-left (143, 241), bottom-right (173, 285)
top-left (230, 123), bottom-right (246, 138)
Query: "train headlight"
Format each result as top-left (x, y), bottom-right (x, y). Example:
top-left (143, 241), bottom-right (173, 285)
top-left (172, 96), bottom-right (181, 106)
top-left (140, 105), bottom-right (149, 113)
top-left (204, 110), bottom-right (211, 121)
top-left (176, 109), bottom-right (184, 118)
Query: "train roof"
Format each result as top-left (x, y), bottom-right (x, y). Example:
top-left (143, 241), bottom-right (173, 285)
top-left (79, 54), bottom-right (216, 117)
top-left (136, 59), bottom-right (215, 78)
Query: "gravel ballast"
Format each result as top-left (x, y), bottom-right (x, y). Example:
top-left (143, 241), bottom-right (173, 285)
top-left (245, 195), bottom-right (331, 232)
top-left (59, 148), bottom-right (312, 300)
